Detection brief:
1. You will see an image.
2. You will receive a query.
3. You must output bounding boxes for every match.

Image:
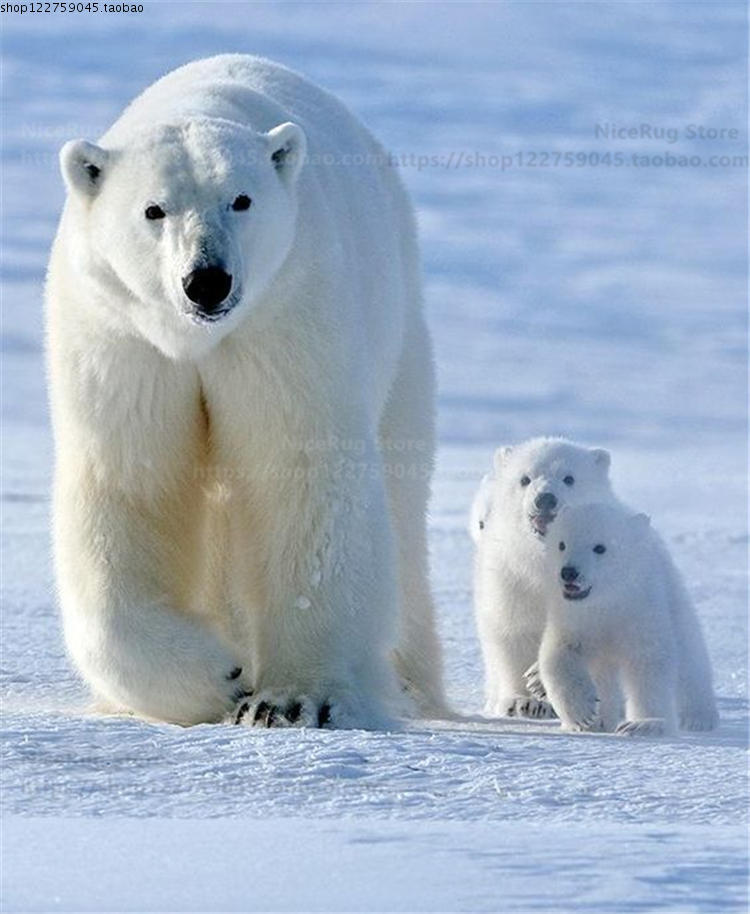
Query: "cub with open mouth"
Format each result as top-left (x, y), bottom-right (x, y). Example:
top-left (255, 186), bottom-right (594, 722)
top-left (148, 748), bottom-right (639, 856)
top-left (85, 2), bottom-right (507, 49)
top-left (532, 502), bottom-right (718, 736)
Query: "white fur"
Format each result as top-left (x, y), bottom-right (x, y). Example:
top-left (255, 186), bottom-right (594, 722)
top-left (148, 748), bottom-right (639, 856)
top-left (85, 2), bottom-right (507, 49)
top-left (472, 437), bottom-right (615, 718)
top-left (537, 503), bottom-right (718, 736)
top-left (469, 473), bottom-right (493, 545)
top-left (46, 55), bottom-right (445, 728)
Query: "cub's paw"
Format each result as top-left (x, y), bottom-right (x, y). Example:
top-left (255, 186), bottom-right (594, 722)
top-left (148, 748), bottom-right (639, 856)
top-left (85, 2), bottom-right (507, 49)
top-left (615, 717), bottom-right (666, 738)
top-left (484, 695), bottom-right (556, 720)
top-left (679, 708), bottom-right (719, 732)
top-left (559, 687), bottom-right (599, 732)
top-left (510, 697), bottom-right (557, 720)
top-left (566, 714), bottom-right (605, 733)
top-left (230, 691), bottom-right (332, 729)
top-left (523, 662), bottom-right (547, 701)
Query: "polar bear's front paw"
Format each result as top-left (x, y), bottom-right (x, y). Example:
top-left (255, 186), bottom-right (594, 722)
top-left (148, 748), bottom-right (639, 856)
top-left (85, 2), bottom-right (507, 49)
top-left (510, 697), bottom-right (557, 720)
top-left (568, 715), bottom-right (605, 733)
top-left (559, 687), bottom-right (599, 732)
top-left (485, 695), bottom-right (556, 720)
top-left (523, 662), bottom-right (547, 701)
top-left (679, 708), bottom-right (719, 732)
top-left (615, 717), bottom-right (666, 738)
top-left (230, 691), bottom-right (331, 729)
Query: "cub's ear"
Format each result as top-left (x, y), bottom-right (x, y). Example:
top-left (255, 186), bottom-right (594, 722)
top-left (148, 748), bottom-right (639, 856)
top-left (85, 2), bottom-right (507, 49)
top-left (266, 122), bottom-right (307, 185)
top-left (493, 446), bottom-right (513, 473)
top-left (60, 140), bottom-right (109, 198)
top-left (630, 512), bottom-right (651, 536)
top-left (591, 447), bottom-right (611, 471)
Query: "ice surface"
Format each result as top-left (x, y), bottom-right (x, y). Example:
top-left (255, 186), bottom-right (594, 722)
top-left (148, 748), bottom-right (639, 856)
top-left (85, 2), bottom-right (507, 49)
top-left (3, 818), bottom-right (748, 913)
top-left (1, 3), bottom-right (747, 912)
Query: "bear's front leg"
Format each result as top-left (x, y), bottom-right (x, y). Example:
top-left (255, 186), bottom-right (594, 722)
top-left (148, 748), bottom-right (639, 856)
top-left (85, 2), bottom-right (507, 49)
top-left (54, 469), bottom-right (249, 726)
top-left (231, 442), bottom-right (399, 730)
top-left (616, 646), bottom-right (678, 737)
top-left (538, 631), bottom-right (599, 732)
top-left (477, 624), bottom-right (555, 720)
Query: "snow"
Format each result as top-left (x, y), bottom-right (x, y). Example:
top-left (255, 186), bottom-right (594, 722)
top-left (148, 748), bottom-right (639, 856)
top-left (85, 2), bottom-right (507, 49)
top-left (4, 819), bottom-right (748, 914)
top-left (1, 2), bottom-right (747, 912)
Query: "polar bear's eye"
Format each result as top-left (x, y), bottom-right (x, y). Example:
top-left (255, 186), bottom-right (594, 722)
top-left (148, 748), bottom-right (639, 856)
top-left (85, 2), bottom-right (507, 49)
top-left (520, 476), bottom-right (531, 487)
top-left (563, 475), bottom-right (575, 486)
top-left (231, 194), bottom-right (252, 212)
top-left (558, 541), bottom-right (565, 551)
top-left (145, 204), bottom-right (166, 221)
top-left (593, 544), bottom-right (606, 554)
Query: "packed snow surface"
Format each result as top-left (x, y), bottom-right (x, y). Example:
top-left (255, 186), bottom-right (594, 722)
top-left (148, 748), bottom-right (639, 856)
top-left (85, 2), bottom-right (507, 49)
top-left (1, 3), bottom-right (747, 911)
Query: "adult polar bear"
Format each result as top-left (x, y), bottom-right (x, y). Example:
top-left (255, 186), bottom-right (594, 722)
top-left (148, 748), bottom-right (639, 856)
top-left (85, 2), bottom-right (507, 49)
top-left (47, 55), bottom-right (444, 728)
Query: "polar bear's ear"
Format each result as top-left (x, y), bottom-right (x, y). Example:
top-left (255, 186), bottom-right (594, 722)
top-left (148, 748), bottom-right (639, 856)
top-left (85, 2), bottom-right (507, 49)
top-left (266, 122), bottom-right (307, 186)
top-left (630, 512), bottom-right (651, 536)
top-left (60, 140), bottom-right (109, 199)
top-left (591, 448), bottom-right (611, 471)
top-left (493, 446), bottom-right (513, 473)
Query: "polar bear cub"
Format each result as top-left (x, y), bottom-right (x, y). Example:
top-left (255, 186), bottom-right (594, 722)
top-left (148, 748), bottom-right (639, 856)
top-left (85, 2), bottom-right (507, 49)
top-left (472, 437), bottom-right (615, 718)
top-left (532, 503), bottom-right (718, 736)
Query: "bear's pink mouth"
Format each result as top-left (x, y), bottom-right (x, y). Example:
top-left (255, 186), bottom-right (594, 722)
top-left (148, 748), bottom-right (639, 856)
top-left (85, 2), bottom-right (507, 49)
top-left (563, 583), bottom-right (592, 601)
top-left (529, 513), bottom-right (556, 537)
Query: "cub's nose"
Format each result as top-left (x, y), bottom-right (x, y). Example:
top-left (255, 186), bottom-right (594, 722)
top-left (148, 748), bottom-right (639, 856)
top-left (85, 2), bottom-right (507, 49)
top-left (182, 266), bottom-right (233, 312)
top-left (535, 491), bottom-right (558, 512)
top-left (560, 565), bottom-right (579, 583)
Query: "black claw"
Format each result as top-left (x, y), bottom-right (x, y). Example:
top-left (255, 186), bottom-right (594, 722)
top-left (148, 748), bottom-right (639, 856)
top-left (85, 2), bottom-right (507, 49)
top-left (234, 701), bottom-right (250, 725)
top-left (253, 701), bottom-right (271, 726)
top-left (266, 706), bottom-right (280, 728)
top-left (317, 702), bottom-right (331, 728)
top-left (286, 701), bottom-right (303, 724)
top-left (226, 666), bottom-right (243, 681)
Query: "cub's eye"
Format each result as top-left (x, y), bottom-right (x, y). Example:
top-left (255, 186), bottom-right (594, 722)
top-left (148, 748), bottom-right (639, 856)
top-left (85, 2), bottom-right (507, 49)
top-left (520, 476), bottom-right (531, 487)
top-left (563, 475), bottom-right (575, 486)
top-left (145, 204), bottom-right (166, 221)
top-left (231, 194), bottom-right (252, 211)
top-left (593, 544), bottom-right (606, 554)
top-left (558, 541), bottom-right (566, 551)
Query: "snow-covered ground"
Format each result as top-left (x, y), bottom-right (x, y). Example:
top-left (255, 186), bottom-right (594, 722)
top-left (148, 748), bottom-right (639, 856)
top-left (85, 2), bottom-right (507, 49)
top-left (1, 3), bottom-right (747, 911)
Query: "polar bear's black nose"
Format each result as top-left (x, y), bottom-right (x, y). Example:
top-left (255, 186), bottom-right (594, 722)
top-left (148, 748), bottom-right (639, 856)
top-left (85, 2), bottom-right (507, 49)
top-left (182, 266), bottom-right (233, 312)
top-left (535, 492), bottom-right (558, 512)
top-left (561, 565), bottom-right (579, 582)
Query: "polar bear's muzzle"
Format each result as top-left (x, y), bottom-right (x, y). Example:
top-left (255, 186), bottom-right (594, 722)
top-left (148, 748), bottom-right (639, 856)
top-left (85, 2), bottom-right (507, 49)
top-left (560, 566), bottom-right (592, 601)
top-left (182, 264), bottom-right (235, 321)
top-left (529, 491), bottom-right (558, 537)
